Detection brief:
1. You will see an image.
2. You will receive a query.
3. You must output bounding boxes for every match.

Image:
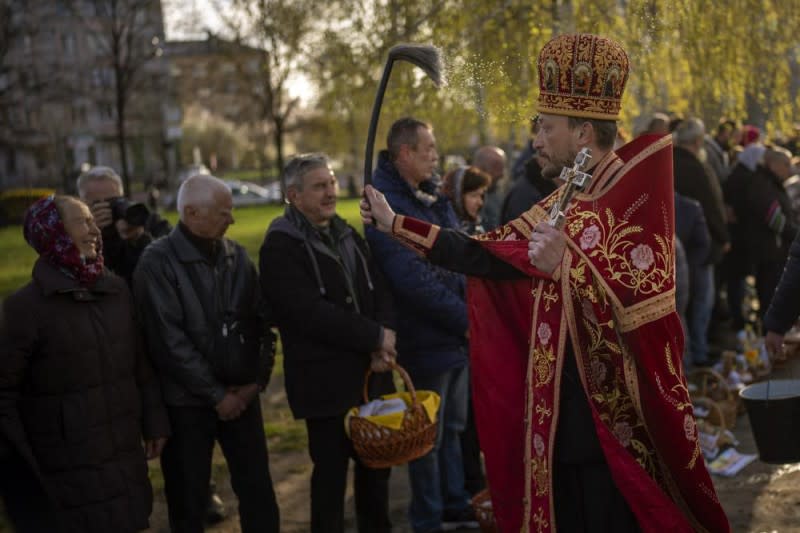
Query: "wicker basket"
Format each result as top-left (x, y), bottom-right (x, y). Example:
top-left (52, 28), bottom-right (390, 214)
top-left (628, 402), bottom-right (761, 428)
top-left (688, 368), bottom-right (738, 429)
top-left (471, 488), bottom-right (498, 533)
top-left (349, 363), bottom-right (437, 469)
top-left (693, 396), bottom-right (727, 430)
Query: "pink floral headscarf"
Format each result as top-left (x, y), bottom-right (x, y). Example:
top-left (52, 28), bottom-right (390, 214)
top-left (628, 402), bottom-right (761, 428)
top-left (23, 196), bottom-right (104, 287)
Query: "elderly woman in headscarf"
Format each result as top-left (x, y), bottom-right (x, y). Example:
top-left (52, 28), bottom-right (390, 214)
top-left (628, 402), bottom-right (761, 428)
top-left (0, 195), bottom-right (169, 533)
top-left (442, 165), bottom-right (492, 236)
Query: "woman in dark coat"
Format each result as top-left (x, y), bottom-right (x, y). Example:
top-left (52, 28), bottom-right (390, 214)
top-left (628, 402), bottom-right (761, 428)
top-left (0, 196), bottom-right (169, 533)
top-left (441, 165), bottom-right (492, 496)
top-left (442, 165), bottom-right (492, 236)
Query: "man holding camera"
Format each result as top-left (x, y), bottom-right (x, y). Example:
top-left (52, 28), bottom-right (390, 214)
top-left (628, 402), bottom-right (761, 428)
top-left (77, 166), bottom-right (171, 286)
top-left (76, 166), bottom-right (229, 524)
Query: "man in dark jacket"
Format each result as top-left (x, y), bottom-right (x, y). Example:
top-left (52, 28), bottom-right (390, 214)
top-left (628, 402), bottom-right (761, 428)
top-left (704, 119), bottom-right (739, 183)
top-left (673, 118), bottom-right (730, 365)
top-left (366, 117), bottom-right (477, 533)
top-left (674, 192), bottom-right (712, 367)
top-left (501, 153), bottom-right (556, 224)
top-left (260, 153), bottom-right (396, 533)
top-left (741, 147), bottom-right (798, 317)
top-left (765, 223), bottom-right (800, 358)
top-left (133, 175), bottom-right (279, 533)
top-left (472, 146), bottom-right (507, 231)
top-left (78, 166), bottom-right (171, 286)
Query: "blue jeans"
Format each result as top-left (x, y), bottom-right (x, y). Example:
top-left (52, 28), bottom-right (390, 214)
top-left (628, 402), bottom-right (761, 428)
top-left (407, 363), bottom-right (471, 533)
top-left (688, 265), bottom-right (714, 365)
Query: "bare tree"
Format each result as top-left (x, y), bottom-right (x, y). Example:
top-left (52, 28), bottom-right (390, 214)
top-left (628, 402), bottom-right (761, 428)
top-left (0, 1), bottom-right (15, 92)
top-left (69, 0), bottom-right (164, 196)
top-left (219, 0), bottom-right (313, 179)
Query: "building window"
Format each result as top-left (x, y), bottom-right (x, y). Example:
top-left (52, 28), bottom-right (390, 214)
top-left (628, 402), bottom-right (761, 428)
top-left (88, 34), bottom-right (103, 54)
top-left (26, 109), bottom-right (39, 129)
top-left (6, 149), bottom-right (16, 174)
top-left (98, 102), bottom-right (116, 121)
top-left (92, 68), bottom-right (114, 88)
top-left (62, 33), bottom-right (76, 57)
top-left (23, 35), bottom-right (32, 54)
top-left (34, 147), bottom-right (48, 170)
top-left (10, 107), bottom-right (25, 127)
top-left (71, 104), bottom-right (87, 126)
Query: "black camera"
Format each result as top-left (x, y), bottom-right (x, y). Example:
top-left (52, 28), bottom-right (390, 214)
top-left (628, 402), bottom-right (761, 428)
top-left (108, 197), bottom-right (150, 227)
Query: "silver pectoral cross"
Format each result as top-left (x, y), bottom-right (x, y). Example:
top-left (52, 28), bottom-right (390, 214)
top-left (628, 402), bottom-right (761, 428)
top-left (548, 147), bottom-right (593, 229)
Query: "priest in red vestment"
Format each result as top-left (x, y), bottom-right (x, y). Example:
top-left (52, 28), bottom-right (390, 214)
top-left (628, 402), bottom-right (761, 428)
top-left (361, 33), bottom-right (730, 533)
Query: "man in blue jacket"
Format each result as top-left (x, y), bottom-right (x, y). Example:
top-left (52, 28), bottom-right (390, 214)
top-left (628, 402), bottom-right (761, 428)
top-left (366, 117), bottom-right (477, 533)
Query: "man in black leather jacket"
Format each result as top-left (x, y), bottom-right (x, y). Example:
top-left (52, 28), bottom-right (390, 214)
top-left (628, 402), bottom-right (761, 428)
top-left (77, 165), bottom-right (228, 523)
top-left (133, 174), bottom-right (279, 533)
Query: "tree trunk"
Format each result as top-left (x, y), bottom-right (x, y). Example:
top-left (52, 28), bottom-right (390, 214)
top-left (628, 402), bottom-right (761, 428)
top-left (116, 100), bottom-right (131, 197)
top-left (273, 119), bottom-right (285, 202)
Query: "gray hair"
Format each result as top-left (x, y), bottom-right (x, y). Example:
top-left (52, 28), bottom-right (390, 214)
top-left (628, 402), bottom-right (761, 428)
top-left (177, 174), bottom-right (229, 219)
top-left (673, 118), bottom-right (706, 147)
top-left (283, 153), bottom-right (330, 190)
top-left (76, 166), bottom-right (124, 198)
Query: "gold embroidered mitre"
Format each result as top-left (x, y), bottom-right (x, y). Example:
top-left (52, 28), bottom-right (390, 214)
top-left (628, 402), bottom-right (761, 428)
top-left (537, 33), bottom-right (630, 121)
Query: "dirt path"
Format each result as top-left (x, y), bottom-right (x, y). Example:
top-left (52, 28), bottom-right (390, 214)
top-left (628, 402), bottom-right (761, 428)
top-left (145, 376), bottom-right (477, 533)
top-left (143, 368), bottom-right (800, 533)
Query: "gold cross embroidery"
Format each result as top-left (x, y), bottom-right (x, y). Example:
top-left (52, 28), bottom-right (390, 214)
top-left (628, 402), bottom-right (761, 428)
top-left (543, 283), bottom-right (559, 311)
top-left (535, 400), bottom-right (552, 425)
top-left (533, 507), bottom-right (549, 533)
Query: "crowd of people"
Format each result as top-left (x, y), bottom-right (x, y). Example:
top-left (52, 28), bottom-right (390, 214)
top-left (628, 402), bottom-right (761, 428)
top-left (2, 30), bottom-right (800, 533)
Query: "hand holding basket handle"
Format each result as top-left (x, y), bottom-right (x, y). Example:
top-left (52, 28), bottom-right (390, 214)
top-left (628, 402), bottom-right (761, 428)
top-left (350, 362), bottom-right (438, 469)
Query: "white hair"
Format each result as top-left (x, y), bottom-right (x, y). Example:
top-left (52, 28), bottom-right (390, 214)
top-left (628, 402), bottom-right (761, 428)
top-left (76, 166), bottom-right (124, 198)
top-left (673, 118), bottom-right (706, 147)
top-left (764, 146), bottom-right (792, 166)
top-left (177, 174), bottom-right (230, 220)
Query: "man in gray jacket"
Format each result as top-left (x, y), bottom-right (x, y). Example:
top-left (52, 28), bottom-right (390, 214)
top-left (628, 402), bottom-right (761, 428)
top-left (133, 174), bottom-right (279, 533)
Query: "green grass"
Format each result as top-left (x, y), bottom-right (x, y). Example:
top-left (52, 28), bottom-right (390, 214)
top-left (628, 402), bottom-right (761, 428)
top-left (0, 199), bottom-right (364, 299)
top-left (0, 224), bottom-right (40, 298)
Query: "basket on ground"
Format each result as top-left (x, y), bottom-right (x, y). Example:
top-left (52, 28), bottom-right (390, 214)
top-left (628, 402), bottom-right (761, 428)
top-left (471, 488), bottom-right (497, 533)
top-left (347, 363), bottom-right (439, 469)
top-left (688, 368), bottom-right (738, 429)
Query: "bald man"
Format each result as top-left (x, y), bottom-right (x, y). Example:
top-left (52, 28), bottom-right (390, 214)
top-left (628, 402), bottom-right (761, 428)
top-left (472, 146), bottom-right (507, 230)
top-left (133, 175), bottom-right (280, 532)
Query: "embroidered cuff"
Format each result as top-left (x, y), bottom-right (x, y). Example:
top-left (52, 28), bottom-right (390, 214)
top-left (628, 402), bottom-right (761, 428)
top-left (392, 215), bottom-right (441, 255)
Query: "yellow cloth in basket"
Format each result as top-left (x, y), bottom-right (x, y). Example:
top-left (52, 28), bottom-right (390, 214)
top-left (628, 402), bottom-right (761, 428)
top-left (345, 391), bottom-right (441, 436)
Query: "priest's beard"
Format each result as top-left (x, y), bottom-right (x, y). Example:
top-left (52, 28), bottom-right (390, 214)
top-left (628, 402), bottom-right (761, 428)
top-left (541, 148), bottom-right (578, 180)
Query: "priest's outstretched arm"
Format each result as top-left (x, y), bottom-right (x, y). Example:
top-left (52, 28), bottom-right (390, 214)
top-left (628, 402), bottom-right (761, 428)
top-left (361, 186), bottom-right (564, 281)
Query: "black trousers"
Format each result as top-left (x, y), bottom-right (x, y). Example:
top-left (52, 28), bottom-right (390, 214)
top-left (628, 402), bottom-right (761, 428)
top-left (305, 415), bottom-right (391, 533)
top-left (161, 401), bottom-right (280, 533)
top-left (461, 388), bottom-right (486, 496)
top-left (553, 460), bottom-right (641, 533)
